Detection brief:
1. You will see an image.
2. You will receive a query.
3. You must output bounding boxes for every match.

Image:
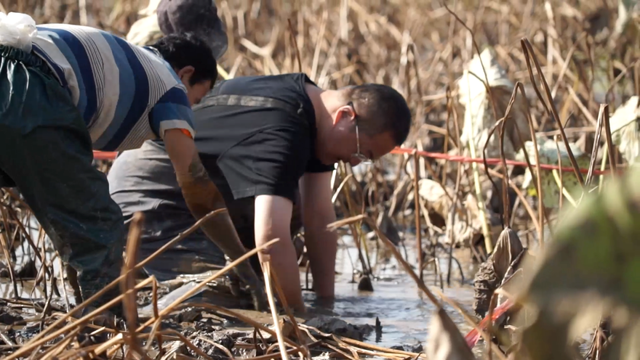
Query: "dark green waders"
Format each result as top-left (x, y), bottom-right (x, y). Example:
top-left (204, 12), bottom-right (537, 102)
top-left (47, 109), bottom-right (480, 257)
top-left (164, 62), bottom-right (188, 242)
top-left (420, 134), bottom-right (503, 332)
top-left (0, 45), bottom-right (125, 312)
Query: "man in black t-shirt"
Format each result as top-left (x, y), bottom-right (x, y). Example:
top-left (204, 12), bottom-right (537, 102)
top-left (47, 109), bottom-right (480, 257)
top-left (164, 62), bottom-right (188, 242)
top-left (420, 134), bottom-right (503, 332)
top-left (108, 73), bottom-right (412, 312)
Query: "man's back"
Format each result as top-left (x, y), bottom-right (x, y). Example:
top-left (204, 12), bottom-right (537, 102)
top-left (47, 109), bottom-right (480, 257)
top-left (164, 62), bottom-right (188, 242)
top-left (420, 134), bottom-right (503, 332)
top-left (32, 24), bottom-right (192, 151)
top-left (108, 73), bottom-right (333, 278)
top-left (192, 73), bottom-right (334, 204)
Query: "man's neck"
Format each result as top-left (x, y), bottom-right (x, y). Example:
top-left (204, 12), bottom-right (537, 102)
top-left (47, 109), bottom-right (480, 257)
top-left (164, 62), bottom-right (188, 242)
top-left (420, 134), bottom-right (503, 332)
top-left (304, 83), bottom-right (339, 139)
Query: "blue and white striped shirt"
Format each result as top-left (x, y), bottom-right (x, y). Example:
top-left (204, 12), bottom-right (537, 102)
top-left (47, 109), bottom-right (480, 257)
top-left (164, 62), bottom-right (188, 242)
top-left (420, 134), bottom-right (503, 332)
top-left (31, 24), bottom-right (195, 152)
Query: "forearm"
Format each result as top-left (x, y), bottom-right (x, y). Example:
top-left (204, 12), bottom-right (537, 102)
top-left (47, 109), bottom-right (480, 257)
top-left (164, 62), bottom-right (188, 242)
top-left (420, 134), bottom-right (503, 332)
top-left (164, 128), bottom-right (244, 255)
top-left (298, 172), bottom-right (339, 300)
top-left (257, 229), bottom-right (305, 311)
top-left (304, 224), bottom-right (338, 298)
top-left (254, 195), bottom-right (305, 312)
top-left (175, 159), bottom-right (248, 257)
top-left (175, 159), bottom-right (223, 219)
top-left (175, 156), bottom-right (268, 310)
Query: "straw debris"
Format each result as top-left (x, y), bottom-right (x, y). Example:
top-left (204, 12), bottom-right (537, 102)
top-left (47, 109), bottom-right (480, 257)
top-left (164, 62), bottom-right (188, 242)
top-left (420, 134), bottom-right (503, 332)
top-left (2, 0), bottom-right (640, 358)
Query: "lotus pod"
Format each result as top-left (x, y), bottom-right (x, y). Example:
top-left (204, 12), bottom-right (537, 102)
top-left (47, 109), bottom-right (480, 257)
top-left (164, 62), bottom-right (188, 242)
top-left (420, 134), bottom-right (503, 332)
top-left (457, 47), bottom-right (531, 159)
top-left (473, 227), bottom-right (525, 318)
top-left (472, 259), bottom-right (500, 319)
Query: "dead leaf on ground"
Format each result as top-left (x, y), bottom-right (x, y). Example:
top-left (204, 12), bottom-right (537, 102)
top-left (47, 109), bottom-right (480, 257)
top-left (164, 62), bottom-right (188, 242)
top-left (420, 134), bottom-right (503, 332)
top-left (426, 307), bottom-right (476, 360)
top-left (419, 179), bottom-right (500, 247)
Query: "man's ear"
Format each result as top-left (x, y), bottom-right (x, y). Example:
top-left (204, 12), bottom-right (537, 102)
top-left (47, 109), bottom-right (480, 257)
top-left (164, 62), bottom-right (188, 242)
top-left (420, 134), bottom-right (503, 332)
top-left (333, 105), bottom-right (355, 126)
top-left (176, 66), bottom-right (196, 82)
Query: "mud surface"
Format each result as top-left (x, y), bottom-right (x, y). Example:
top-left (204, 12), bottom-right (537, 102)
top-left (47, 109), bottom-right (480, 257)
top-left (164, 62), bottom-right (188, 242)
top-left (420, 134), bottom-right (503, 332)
top-left (0, 236), bottom-right (480, 358)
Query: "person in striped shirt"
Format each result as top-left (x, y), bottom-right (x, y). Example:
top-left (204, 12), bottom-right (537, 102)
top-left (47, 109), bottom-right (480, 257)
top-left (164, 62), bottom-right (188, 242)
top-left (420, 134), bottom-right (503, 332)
top-left (31, 26), bottom-right (205, 151)
top-left (0, 23), bottom-right (262, 312)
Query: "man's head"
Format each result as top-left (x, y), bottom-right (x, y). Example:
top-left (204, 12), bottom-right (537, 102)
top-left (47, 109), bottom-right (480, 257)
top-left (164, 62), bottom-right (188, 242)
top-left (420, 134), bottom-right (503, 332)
top-left (156, 0), bottom-right (228, 61)
top-left (152, 32), bottom-right (218, 105)
top-left (316, 84), bottom-right (412, 166)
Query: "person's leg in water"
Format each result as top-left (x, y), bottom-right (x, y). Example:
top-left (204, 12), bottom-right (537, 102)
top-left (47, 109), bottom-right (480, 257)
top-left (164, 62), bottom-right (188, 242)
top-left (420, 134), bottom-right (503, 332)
top-left (0, 45), bottom-right (126, 313)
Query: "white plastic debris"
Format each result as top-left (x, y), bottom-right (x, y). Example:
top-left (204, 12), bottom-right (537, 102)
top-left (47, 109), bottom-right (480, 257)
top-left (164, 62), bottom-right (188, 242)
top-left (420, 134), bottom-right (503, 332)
top-left (0, 12), bottom-right (37, 53)
top-left (125, 0), bottom-right (164, 46)
top-left (614, 0), bottom-right (640, 37)
top-left (610, 96), bottom-right (640, 165)
top-left (457, 47), bottom-right (531, 159)
top-left (126, 15), bottom-right (164, 46)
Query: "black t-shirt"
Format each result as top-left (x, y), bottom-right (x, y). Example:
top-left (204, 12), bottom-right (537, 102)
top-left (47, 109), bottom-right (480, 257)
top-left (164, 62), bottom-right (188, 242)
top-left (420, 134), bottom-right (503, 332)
top-left (192, 73), bottom-right (335, 204)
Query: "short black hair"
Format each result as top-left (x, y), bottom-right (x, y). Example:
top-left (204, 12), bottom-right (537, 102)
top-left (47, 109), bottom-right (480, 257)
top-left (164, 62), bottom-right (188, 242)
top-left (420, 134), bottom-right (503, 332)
top-left (345, 84), bottom-right (412, 145)
top-left (152, 32), bottom-right (218, 87)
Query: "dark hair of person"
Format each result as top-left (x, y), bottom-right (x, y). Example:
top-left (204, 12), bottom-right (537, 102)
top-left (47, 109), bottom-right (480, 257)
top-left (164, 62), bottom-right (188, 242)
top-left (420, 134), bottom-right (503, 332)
top-left (345, 84), bottom-right (412, 145)
top-left (152, 32), bottom-right (218, 87)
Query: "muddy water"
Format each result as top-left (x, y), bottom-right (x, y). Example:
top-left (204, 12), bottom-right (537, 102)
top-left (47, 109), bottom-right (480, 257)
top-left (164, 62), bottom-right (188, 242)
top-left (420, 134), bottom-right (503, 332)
top-left (304, 236), bottom-right (478, 350)
top-left (0, 230), bottom-right (481, 352)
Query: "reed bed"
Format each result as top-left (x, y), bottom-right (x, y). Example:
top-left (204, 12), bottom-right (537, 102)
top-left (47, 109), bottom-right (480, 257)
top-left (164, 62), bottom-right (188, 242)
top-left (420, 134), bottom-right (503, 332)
top-left (0, 0), bottom-right (638, 358)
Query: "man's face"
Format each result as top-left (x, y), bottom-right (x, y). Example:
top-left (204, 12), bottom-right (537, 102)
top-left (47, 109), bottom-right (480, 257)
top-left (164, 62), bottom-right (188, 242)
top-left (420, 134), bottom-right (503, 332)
top-left (176, 65), bottom-right (212, 105)
top-left (344, 129), bottom-right (396, 167)
top-left (320, 104), bottom-right (397, 166)
top-left (184, 79), bottom-right (212, 106)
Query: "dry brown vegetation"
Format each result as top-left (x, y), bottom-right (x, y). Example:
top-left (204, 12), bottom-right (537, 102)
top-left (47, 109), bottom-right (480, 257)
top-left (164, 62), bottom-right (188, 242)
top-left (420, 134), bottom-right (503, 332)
top-left (1, 0), bottom-right (639, 358)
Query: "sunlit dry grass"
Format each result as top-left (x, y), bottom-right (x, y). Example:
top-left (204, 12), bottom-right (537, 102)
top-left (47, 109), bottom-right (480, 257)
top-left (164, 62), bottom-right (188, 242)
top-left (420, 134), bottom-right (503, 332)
top-left (0, 0), bottom-right (637, 358)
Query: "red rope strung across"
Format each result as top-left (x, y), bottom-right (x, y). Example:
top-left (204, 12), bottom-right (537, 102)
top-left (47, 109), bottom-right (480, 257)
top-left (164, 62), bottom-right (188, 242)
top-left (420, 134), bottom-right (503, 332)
top-left (93, 151), bottom-right (118, 160)
top-left (389, 147), bottom-right (610, 175)
top-left (92, 147), bottom-right (612, 175)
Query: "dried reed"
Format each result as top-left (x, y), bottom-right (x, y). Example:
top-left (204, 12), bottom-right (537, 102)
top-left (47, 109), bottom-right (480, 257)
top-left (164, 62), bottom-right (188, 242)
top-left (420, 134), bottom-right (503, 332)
top-left (0, 0), bottom-right (636, 358)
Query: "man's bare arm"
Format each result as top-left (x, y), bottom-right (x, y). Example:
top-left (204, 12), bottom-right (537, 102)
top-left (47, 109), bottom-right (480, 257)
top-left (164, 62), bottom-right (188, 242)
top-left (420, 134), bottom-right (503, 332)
top-left (299, 171), bottom-right (338, 299)
top-left (254, 194), bottom-right (305, 312)
top-left (163, 129), bottom-right (267, 310)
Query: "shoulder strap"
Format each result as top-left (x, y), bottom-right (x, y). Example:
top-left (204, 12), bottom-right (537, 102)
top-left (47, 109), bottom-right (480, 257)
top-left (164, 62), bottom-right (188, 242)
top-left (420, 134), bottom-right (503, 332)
top-left (193, 93), bottom-right (304, 117)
